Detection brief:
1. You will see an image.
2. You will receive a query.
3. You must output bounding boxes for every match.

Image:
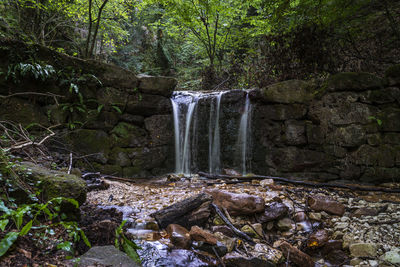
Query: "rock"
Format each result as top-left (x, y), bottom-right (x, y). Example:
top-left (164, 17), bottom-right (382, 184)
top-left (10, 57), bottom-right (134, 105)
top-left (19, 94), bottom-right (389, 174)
top-left (206, 189), bottom-right (265, 216)
top-left (223, 252), bottom-right (274, 267)
top-left (192, 240), bottom-right (227, 257)
top-left (277, 218), bottom-right (293, 231)
top-left (332, 231), bottom-right (344, 240)
top-left (259, 179), bottom-right (274, 187)
top-left (144, 115), bottom-right (173, 146)
top-left (382, 249), bottom-right (400, 264)
top-left (253, 243), bottom-right (284, 264)
top-left (307, 196), bottom-right (345, 216)
top-left (126, 93), bottom-right (171, 116)
top-left (77, 245), bottom-right (140, 267)
top-left (212, 226), bottom-right (235, 238)
top-left (349, 243), bottom-right (377, 258)
top-left (261, 80), bottom-right (315, 104)
top-left (307, 229), bottom-right (329, 248)
top-left (350, 258), bottom-right (362, 266)
top-left (137, 74), bottom-right (177, 97)
top-left (279, 241), bottom-right (314, 267)
top-left (166, 224), bottom-right (192, 249)
top-left (351, 207), bottom-right (378, 218)
top-left (293, 211), bottom-right (306, 222)
top-left (323, 72), bottom-right (383, 91)
top-left (256, 202), bottom-right (289, 223)
top-left (0, 98), bottom-right (49, 126)
top-left (66, 129), bottom-right (112, 164)
top-left (327, 125), bottom-right (366, 147)
top-left (222, 168), bottom-right (241, 176)
top-left (214, 232), bottom-right (236, 252)
top-left (308, 212), bottom-right (322, 221)
top-left (111, 122), bottom-right (148, 148)
top-left (285, 120), bottom-right (306, 145)
top-left (385, 64), bottom-right (400, 86)
top-left (240, 223), bottom-right (263, 238)
top-left (258, 104), bottom-right (307, 120)
top-left (17, 162), bottom-right (86, 205)
top-left (189, 226), bottom-right (217, 245)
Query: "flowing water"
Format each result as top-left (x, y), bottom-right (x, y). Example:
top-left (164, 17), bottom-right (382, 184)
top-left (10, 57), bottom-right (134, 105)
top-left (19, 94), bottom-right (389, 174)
top-left (171, 90), bottom-right (252, 175)
top-left (208, 92), bottom-right (224, 174)
top-left (236, 92), bottom-right (252, 175)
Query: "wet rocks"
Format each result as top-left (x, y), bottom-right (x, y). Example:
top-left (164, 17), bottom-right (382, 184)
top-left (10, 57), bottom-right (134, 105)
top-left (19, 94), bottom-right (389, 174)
top-left (223, 251), bottom-right (275, 267)
top-left (382, 249), bottom-right (400, 264)
top-left (206, 189), bottom-right (265, 216)
top-left (189, 226), bottom-right (217, 245)
top-left (77, 245), bottom-right (140, 267)
top-left (241, 223), bottom-right (263, 238)
top-left (212, 226), bottom-right (235, 237)
top-left (307, 195), bottom-right (345, 216)
top-left (166, 224), bottom-right (192, 249)
top-left (307, 229), bottom-right (329, 248)
top-left (349, 242), bottom-right (377, 257)
top-left (256, 202), bottom-right (288, 223)
top-left (214, 232), bottom-right (236, 252)
top-left (279, 241), bottom-right (314, 267)
top-left (277, 218), bottom-right (293, 231)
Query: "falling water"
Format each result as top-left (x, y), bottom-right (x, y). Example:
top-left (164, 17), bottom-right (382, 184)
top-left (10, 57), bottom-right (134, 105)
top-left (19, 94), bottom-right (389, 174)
top-left (171, 92), bottom-right (199, 175)
top-left (209, 92), bottom-right (224, 174)
top-left (237, 93), bottom-right (252, 175)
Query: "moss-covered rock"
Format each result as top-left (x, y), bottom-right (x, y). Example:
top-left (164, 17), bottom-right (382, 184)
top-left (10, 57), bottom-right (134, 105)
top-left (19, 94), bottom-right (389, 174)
top-left (261, 80), bottom-right (315, 104)
top-left (385, 64), bottom-right (400, 86)
top-left (0, 98), bottom-right (49, 126)
top-left (18, 162), bottom-right (86, 205)
top-left (111, 122), bottom-right (148, 148)
top-left (66, 129), bottom-right (112, 164)
top-left (109, 147), bottom-right (132, 167)
top-left (323, 72), bottom-right (383, 92)
top-left (327, 124), bottom-right (366, 147)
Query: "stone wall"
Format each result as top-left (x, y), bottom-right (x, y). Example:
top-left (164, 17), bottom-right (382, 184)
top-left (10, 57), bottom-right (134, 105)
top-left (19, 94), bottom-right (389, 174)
top-left (0, 39), bottom-right (176, 177)
top-left (251, 67), bottom-right (400, 183)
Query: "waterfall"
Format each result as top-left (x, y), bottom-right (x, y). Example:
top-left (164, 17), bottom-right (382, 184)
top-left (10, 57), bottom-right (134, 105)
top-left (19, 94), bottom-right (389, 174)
top-left (237, 93), bottom-right (252, 175)
top-left (171, 92), bottom-right (199, 175)
top-left (209, 92), bottom-right (224, 174)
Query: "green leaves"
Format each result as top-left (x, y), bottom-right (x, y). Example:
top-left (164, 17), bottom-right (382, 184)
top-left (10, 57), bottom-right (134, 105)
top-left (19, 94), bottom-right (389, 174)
top-left (19, 220), bottom-right (32, 236)
top-left (0, 219), bottom-right (9, 231)
top-left (115, 220), bottom-right (141, 264)
top-left (0, 231), bottom-right (19, 257)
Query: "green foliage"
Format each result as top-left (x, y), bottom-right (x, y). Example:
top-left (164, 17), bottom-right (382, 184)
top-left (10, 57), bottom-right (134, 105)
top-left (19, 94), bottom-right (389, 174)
top-left (0, 149), bottom-right (90, 258)
top-left (115, 220), bottom-right (141, 264)
top-left (6, 62), bottom-right (56, 83)
top-left (368, 116), bottom-right (383, 126)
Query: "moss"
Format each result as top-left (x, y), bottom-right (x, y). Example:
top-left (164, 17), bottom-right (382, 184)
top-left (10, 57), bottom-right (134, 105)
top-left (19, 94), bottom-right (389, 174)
top-left (17, 162), bottom-right (86, 205)
top-left (123, 166), bottom-right (143, 177)
top-left (261, 80), bottom-right (315, 104)
top-left (110, 122), bottom-right (148, 148)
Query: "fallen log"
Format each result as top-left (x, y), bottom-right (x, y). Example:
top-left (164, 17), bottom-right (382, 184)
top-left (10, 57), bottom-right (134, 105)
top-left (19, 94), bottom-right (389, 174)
top-left (151, 193), bottom-right (212, 229)
top-left (198, 172), bottom-right (400, 193)
top-left (211, 203), bottom-right (255, 245)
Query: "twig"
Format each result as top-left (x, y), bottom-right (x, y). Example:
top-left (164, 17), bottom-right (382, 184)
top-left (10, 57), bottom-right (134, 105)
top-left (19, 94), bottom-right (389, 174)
top-left (212, 246), bottom-right (226, 267)
top-left (211, 203), bottom-right (255, 245)
top-left (67, 153), bottom-right (72, 174)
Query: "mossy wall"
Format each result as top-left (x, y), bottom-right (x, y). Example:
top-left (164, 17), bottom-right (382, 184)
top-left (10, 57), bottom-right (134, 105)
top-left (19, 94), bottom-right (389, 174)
top-left (0, 38), bottom-right (176, 177)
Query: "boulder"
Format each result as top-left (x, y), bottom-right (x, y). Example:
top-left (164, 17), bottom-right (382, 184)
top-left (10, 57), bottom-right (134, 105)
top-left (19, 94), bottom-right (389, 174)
top-left (189, 226), bottom-right (217, 245)
top-left (307, 195), bottom-right (345, 216)
top-left (382, 249), bottom-right (400, 264)
top-left (323, 72), bottom-right (383, 91)
top-left (137, 74), bottom-right (177, 97)
top-left (385, 64), bottom-right (400, 86)
top-left (17, 162), bottom-right (86, 205)
top-left (284, 120), bottom-right (306, 145)
top-left (349, 243), bottom-right (377, 257)
top-left (166, 224), bottom-right (192, 249)
top-left (205, 189), bottom-right (265, 216)
top-left (256, 202), bottom-right (288, 223)
top-left (77, 245), bottom-right (140, 267)
top-left (126, 93), bottom-right (171, 116)
top-left (66, 129), bottom-right (112, 164)
top-left (258, 104), bottom-right (307, 120)
top-left (261, 80), bottom-right (315, 104)
top-left (111, 122), bottom-right (148, 148)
